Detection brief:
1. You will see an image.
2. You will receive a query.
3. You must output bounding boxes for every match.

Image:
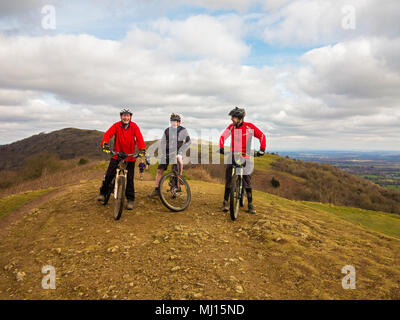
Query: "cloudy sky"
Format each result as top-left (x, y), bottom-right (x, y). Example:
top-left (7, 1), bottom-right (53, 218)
top-left (0, 0), bottom-right (399, 150)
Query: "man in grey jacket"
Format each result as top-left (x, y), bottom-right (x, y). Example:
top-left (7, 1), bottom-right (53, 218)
top-left (148, 113), bottom-right (191, 198)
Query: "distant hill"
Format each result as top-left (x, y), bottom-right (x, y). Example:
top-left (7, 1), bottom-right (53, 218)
top-left (0, 128), bottom-right (107, 171)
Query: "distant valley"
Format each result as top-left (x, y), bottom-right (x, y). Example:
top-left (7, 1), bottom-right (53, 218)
top-left (277, 150), bottom-right (400, 191)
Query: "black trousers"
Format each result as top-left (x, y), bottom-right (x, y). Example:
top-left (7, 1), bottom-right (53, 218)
top-left (100, 158), bottom-right (136, 201)
top-left (225, 164), bottom-right (252, 189)
top-left (224, 164), bottom-right (252, 202)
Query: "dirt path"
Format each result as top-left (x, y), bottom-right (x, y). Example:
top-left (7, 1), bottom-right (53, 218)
top-left (0, 185), bottom-right (80, 239)
top-left (0, 179), bottom-right (399, 300)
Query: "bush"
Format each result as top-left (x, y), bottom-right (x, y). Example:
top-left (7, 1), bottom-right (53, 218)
top-left (0, 170), bottom-right (19, 190)
top-left (23, 153), bottom-right (61, 180)
top-left (271, 177), bottom-right (280, 188)
top-left (78, 158), bottom-right (89, 165)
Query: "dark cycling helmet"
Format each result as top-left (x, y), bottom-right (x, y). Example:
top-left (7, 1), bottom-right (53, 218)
top-left (170, 113), bottom-right (181, 122)
top-left (229, 107), bottom-right (246, 120)
top-left (120, 108), bottom-right (132, 116)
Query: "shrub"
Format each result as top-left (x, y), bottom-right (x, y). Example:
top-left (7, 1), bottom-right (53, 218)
top-left (78, 158), bottom-right (89, 165)
top-left (0, 170), bottom-right (19, 190)
top-left (271, 177), bottom-right (280, 188)
top-left (23, 153), bottom-right (61, 180)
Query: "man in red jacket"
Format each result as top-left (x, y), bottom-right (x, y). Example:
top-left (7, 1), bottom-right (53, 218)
top-left (97, 108), bottom-right (146, 210)
top-left (219, 107), bottom-right (266, 214)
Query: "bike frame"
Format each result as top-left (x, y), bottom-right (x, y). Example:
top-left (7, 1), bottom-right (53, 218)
top-left (228, 151), bottom-right (261, 220)
top-left (231, 155), bottom-right (246, 209)
top-left (171, 163), bottom-right (181, 184)
top-left (110, 151), bottom-right (139, 199)
top-left (232, 162), bottom-right (244, 188)
top-left (114, 161), bottom-right (128, 199)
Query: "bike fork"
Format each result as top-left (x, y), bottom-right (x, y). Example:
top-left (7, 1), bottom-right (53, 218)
top-left (232, 167), bottom-right (243, 201)
top-left (114, 168), bottom-right (127, 199)
top-left (238, 167), bottom-right (244, 193)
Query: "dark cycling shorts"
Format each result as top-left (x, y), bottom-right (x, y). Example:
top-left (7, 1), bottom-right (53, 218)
top-left (158, 154), bottom-right (171, 170)
top-left (158, 154), bottom-right (183, 171)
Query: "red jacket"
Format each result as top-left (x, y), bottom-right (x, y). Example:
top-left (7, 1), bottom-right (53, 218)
top-left (219, 121), bottom-right (266, 154)
top-left (101, 121), bottom-right (146, 162)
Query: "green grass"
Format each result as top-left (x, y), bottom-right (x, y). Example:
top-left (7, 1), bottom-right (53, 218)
top-left (148, 162), bottom-right (159, 178)
top-left (361, 174), bottom-right (379, 179)
top-left (94, 161), bottom-right (109, 171)
top-left (301, 201), bottom-right (400, 239)
top-left (254, 153), bottom-right (279, 171)
top-left (254, 154), bottom-right (307, 182)
top-left (0, 188), bottom-right (53, 218)
top-left (387, 185), bottom-right (400, 190)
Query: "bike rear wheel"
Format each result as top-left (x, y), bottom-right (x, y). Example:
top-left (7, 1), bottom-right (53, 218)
top-left (230, 175), bottom-right (241, 221)
top-left (113, 176), bottom-right (125, 220)
top-left (159, 172), bottom-right (191, 212)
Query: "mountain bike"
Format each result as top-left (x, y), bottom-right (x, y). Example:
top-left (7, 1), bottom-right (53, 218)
top-left (158, 162), bottom-right (191, 212)
top-left (101, 151), bottom-right (141, 220)
top-left (229, 151), bottom-right (262, 221)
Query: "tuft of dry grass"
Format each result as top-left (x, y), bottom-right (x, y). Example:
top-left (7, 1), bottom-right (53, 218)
top-left (0, 159), bottom-right (105, 198)
top-left (185, 166), bottom-right (221, 184)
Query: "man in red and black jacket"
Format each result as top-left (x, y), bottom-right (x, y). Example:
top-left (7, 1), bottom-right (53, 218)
top-left (97, 108), bottom-right (146, 210)
top-left (219, 107), bottom-right (266, 214)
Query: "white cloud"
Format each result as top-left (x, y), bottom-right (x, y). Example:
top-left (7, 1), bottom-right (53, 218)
top-left (0, 0), bottom-right (49, 17)
top-left (0, 2), bottom-right (400, 150)
top-left (0, 14), bottom-right (279, 144)
top-left (260, 0), bottom-right (400, 47)
top-left (130, 14), bottom-right (250, 63)
top-left (291, 37), bottom-right (400, 112)
top-left (0, 89), bottom-right (38, 106)
top-left (179, 0), bottom-right (262, 12)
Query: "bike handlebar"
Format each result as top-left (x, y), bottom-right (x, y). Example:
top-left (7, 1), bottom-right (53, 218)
top-left (106, 150), bottom-right (142, 160)
top-left (219, 150), bottom-right (264, 158)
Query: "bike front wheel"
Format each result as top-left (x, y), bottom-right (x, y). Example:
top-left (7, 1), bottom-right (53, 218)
top-left (239, 187), bottom-right (245, 207)
top-left (159, 172), bottom-right (191, 212)
top-left (102, 178), bottom-right (115, 205)
top-left (113, 176), bottom-right (125, 220)
top-left (230, 175), bottom-right (241, 221)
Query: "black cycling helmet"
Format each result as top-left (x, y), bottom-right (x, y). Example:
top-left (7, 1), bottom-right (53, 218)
top-left (229, 107), bottom-right (245, 120)
top-left (120, 108), bottom-right (132, 116)
top-left (170, 113), bottom-right (181, 122)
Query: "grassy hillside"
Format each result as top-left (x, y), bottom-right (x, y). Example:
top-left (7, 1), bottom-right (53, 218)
top-left (301, 202), bottom-right (400, 239)
top-left (0, 128), bottom-right (108, 171)
top-left (269, 156), bottom-right (400, 214)
top-left (0, 176), bottom-right (399, 299)
top-left (185, 153), bottom-right (400, 215)
top-left (0, 129), bottom-right (157, 192)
